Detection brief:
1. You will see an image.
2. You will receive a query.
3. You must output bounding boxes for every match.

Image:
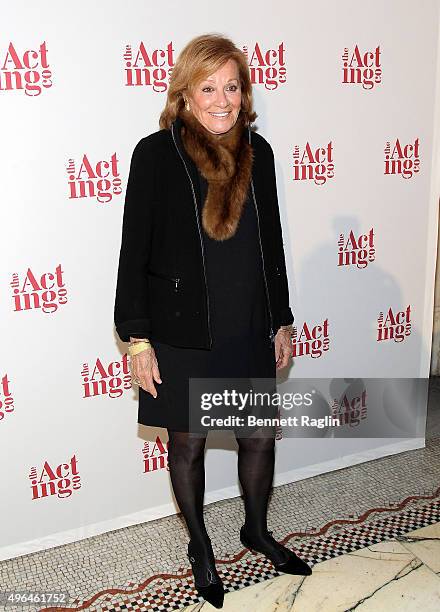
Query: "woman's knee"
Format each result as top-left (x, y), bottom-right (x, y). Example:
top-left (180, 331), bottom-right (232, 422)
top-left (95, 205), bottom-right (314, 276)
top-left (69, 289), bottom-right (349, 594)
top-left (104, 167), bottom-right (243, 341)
top-left (167, 431), bottom-right (207, 466)
top-left (235, 426), bottom-right (275, 452)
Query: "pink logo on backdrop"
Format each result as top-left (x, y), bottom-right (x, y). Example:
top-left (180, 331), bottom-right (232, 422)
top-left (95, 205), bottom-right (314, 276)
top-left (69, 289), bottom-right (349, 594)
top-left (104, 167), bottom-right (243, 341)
top-left (384, 138), bottom-right (420, 179)
top-left (0, 41), bottom-right (52, 96)
top-left (242, 42), bottom-right (286, 90)
top-left (67, 153), bottom-right (122, 203)
top-left (342, 45), bottom-right (382, 89)
top-left (0, 374), bottom-right (14, 422)
top-left (338, 228), bottom-right (375, 269)
top-left (293, 141), bottom-right (334, 184)
top-left (29, 455), bottom-right (81, 500)
top-left (123, 42), bottom-right (175, 92)
top-left (377, 306), bottom-right (412, 343)
top-left (143, 438), bottom-right (169, 473)
top-left (331, 389), bottom-right (368, 427)
top-left (292, 320), bottom-right (330, 359)
top-left (81, 354), bottom-right (132, 399)
top-left (10, 264), bottom-right (68, 314)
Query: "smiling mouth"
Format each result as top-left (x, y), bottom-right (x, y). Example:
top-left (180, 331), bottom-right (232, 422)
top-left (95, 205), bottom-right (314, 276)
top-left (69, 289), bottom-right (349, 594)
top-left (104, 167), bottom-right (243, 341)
top-left (208, 111), bottom-right (231, 118)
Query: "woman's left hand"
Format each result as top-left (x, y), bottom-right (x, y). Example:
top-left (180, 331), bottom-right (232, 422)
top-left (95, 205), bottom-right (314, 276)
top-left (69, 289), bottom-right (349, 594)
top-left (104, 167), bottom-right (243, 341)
top-left (274, 327), bottom-right (293, 369)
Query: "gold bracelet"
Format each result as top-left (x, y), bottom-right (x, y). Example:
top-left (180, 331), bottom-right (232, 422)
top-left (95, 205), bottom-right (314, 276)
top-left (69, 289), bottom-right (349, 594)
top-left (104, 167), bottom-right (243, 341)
top-left (128, 341), bottom-right (151, 357)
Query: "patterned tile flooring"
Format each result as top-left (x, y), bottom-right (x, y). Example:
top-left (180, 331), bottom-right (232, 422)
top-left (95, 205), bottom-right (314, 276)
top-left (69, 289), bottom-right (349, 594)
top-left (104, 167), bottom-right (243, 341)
top-left (1, 378), bottom-right (440, 611)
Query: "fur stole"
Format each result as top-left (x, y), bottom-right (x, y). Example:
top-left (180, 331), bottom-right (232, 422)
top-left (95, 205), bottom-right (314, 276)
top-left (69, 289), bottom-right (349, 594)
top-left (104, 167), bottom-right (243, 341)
top-left (179, 107), bottom-right (254, 241)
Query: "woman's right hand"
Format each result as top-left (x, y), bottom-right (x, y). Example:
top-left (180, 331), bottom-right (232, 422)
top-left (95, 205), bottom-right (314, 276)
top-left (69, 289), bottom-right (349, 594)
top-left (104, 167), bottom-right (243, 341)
top-left (130, 341), bottom-right (162, 398)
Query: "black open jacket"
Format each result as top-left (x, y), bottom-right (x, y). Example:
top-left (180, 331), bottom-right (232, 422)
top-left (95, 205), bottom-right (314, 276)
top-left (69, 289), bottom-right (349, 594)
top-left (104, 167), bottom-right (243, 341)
top-left (114, 115), bottom-right (294, 349)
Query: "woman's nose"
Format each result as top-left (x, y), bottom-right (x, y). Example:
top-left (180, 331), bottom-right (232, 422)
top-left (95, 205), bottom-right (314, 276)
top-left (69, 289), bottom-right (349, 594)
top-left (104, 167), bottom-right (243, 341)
top-left (214, 89), bottom-right (229, 107)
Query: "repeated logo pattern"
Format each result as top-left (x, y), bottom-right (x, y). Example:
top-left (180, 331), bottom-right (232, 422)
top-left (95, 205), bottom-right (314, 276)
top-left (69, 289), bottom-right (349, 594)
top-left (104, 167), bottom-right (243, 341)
top-left (0, 34), bottom-right (426, 515)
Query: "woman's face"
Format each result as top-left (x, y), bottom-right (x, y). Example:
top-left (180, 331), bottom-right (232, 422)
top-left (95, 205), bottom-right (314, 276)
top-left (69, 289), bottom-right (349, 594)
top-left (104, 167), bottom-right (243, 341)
top-left (186, 58), bottom-right (242, 134)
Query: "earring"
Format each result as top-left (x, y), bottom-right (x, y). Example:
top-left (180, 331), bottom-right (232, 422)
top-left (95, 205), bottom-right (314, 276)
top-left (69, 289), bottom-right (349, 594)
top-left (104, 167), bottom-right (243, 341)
top-left (185, 98), bottom-right (190, 111)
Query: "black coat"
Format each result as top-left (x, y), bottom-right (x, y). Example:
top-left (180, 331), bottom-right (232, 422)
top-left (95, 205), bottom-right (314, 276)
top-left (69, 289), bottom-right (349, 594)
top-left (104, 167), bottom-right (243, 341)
top-left (114, 115), bottom-right (294, 349)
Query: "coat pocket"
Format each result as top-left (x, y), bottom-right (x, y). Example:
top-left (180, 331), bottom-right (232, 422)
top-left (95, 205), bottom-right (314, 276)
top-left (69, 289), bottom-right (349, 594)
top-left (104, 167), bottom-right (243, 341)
top-left (147, 270), bottom-right (184, 327)
top-left (147, 270), bottom-right (181, 293)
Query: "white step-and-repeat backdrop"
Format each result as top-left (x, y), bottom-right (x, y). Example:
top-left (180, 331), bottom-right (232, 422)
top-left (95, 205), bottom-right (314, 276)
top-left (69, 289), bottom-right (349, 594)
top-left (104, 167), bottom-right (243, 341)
top-left (1, 0), bottom-right (439, 560)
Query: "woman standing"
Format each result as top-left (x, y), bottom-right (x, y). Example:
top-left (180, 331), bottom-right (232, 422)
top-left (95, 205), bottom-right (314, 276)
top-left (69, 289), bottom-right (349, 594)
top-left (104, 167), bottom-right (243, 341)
top-left (114, 33), bottom-right (311, 609)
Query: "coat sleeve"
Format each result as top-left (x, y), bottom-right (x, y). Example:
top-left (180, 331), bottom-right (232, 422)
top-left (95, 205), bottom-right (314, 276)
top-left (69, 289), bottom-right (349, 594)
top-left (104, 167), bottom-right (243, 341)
top-left (266, 143), bottom-right (295, 328)
top-left (114, 137), bottom-right (156, 342)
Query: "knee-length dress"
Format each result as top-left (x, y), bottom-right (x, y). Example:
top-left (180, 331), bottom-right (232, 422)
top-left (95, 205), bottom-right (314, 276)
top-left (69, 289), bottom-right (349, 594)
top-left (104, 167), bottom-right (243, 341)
top-left (138, 168), bottom-right (277, 433)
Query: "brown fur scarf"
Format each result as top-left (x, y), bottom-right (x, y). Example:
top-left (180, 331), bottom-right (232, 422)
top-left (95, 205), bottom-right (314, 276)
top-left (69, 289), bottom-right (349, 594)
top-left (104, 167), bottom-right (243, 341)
top-left (179, 107), bottom-right (254, 241)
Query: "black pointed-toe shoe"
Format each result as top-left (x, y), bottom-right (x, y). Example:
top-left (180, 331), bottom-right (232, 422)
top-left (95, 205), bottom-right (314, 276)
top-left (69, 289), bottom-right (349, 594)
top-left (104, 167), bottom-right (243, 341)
top-left (240, 526), bottom-right (312, 576)
top-left (187, 540), bottom-right (225, 609)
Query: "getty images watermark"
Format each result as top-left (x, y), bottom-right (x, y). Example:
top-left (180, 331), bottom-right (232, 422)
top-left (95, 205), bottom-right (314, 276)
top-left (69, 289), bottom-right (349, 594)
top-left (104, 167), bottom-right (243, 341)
top-left (188, 377), bottom-right (429, 438)
top-left (198, 387), bottom-right (334, 427)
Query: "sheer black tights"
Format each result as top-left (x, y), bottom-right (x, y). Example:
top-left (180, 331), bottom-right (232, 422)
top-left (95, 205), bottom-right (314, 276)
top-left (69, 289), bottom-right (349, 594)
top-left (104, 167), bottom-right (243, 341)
top-left (167, 431), bottom-right (211, 558)
top-left (236, 427), bottom-right (275, 539)
top-left (167, 427), bottom-right (276, 561)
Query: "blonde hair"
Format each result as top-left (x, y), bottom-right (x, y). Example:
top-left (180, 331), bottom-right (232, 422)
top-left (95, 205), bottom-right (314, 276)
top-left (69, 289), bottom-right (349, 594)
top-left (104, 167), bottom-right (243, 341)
top-left (159, 33), bottom-right (257, 129)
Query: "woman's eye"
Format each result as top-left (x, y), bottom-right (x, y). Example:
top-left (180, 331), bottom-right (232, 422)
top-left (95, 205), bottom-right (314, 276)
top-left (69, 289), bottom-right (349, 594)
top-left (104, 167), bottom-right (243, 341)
top-left (202, 85), bottom-right (239, 93)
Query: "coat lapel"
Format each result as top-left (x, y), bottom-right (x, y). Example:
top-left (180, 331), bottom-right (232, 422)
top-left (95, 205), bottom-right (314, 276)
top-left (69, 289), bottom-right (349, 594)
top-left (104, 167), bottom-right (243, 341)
top-left (171, 115), bottom-right (203, 213)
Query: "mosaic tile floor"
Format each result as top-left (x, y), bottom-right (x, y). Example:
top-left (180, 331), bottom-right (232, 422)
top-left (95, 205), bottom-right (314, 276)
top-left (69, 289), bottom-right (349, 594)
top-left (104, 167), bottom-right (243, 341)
top-left (1, 378), bottom-right (440, 612)
top-left (179, 522), bottom-right (440, 611)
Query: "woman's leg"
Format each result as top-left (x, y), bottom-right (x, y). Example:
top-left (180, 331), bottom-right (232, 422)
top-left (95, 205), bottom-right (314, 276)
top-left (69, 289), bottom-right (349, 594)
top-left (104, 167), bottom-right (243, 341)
top-left (167, 430), bottom-right (212, 555)
top-left (167, 429), bottom-right (225, 602)
top-left (236, 425), bottom-right (275, 537)
top-left (236, 425), bottom-right (293, 564)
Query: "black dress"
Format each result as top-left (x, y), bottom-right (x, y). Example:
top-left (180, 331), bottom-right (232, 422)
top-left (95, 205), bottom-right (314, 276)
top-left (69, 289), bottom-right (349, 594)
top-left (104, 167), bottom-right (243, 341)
top-left (138, 169), bottom-right (277, 433)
